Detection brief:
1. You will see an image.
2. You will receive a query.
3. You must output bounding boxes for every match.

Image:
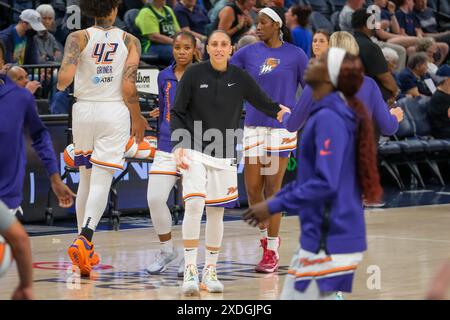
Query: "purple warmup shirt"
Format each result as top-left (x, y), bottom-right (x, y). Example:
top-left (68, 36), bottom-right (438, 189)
top-left (230, 41), bottom-right (308, 128)
top-left (269, 92), bottom-right (367, 254)
top-left (0, 74), bottom-right (59, 209)
top-left (157, 64), bottom-right (178, 153)
top-left (283, 76), bottom-right (399, 135)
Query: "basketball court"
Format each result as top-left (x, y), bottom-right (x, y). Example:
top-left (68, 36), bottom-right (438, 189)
top-left (1, 203), bottom-right (449, 300)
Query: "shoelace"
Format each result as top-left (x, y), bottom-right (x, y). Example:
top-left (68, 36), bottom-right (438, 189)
top-left (264, 250), bottom-right (277, 264)
top-left (184, 265), bottom-right (197, 281)
top-left (206, 267), bottom-right (218, 281)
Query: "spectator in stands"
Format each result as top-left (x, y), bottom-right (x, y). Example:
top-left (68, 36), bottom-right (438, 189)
top-left (6, 66), bottom-right (41, 95)
top-left (35, 4), bottom-right (63, 63)
top-left (208, 0), bottom-right (229, 25)
top-left (427, 76), bottom-right (450, 139)
top-left (311, 29), bottom-right (329, 59)
top-left (0, 40), bottom-right (75, 230)
top-left (234, 34), bottom-right (259, 51)
top-left (397, 52), bottom-right (434, 97)
top-left (339, 0), bottom-right (365, 32)
top-left (416, 37), bottom-right (442, 74)
top-left (371, 0), bottom-right (412, 71)
top-left (135, 0), bottom-right (181, 65)
top-left (352, 9), bottom-right (400, 103)
top-left (12, 0), bottom-right (35, 22)
top-left (382, 47), bottom-right (400, 81)
top-left (213, 0), bottom-right (256, 45)
top-left (285, 5), bottom-right (312, 57)
top-left (395, 0), bottom-right (449, 58)
top-left (0, 9), bottom-right (43, 65)
top-left (413, 0), bottom-right (450, 46)
top-left (174, 0), bottom-right (210, 42)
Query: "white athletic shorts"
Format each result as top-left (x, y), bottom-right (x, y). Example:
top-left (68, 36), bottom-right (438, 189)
top-left (281, 247), bottom-right (364, 299)
top-left (148, 150), bottom-right (180, 177)
top-left (180, 149), bottom-right (238, 208)
top-left (72, 100), bottom-right (130, 170)
top-left (243, 126), bottom-right (297, 158)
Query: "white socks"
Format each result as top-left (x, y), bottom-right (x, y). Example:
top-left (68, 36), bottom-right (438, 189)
top-left (184, 247), bottom-right (198, 267)
top-left (147, 174), bottom-right (177, 236)
top-left (267, 236), bottom-right (279, 252)
top-left (160, 239), bottom-right (174, 254)
top-left (205, 249), bottom-right (220, 266)
top-left (259, 228), bottom-right (268, 240)
top-left (81, 165), bottom-right (115, 231)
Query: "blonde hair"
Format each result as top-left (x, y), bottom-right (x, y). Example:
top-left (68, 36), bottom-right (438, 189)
top-left (329, 31), bottom-right (359, 55)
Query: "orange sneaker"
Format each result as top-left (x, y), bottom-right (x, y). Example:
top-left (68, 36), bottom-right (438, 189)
top-left (67, 236), bottom-right (93, 277)
top-left (90, 251), bottom-right (100, 266)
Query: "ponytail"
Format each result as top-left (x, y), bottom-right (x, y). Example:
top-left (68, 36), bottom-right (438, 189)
top-left (337, 54), bottom-right (383, 203)
top-left (346, 96), bottom-right (383, 203)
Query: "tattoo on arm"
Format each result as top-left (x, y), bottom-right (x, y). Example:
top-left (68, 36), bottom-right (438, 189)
top-left (126, 93), bottom-right (140, 105)
top-left (123, 64), bottom-right (138, 84)
top-left (124, 34), bottom-right (142, 57)
top-left (60, 33), bottom-right (81, 71)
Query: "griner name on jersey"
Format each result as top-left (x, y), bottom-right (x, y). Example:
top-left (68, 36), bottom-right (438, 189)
top-left (93, 66), bottom-right (114, 84)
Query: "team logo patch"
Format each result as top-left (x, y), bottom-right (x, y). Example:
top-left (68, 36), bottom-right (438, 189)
top-left (259, 58), bottom-right (280, 75)
top-left (227, 187), bottom-right (238, 195)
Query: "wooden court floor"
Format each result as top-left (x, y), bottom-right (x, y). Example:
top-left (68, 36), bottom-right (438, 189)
top-left (1, 204), bottom-right (449, 300)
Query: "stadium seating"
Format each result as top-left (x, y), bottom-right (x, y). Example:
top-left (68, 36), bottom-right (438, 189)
top-left (310, 11), bottom-right (334, 33)
top-left (379, 97), bottom-right (450, 190)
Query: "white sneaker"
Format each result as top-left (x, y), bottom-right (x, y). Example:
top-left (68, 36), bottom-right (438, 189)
top-left (182, 264), bottom-right (200, 296)
top-left (201, 265), bottom-right (224, 293)
top-left (335, 291), bottom-right (344, 300)
top-left (146, 249), bottom-right (178, 274)
top-left (177, 258), bottom-right (185, 278)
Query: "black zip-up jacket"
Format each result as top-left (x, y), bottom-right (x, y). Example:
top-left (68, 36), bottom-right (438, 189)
top-left (170, 61), bottom-right (280, 158)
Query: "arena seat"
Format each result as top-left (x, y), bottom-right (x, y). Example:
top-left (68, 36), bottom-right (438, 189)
top-left (330, 11), bottom-right (340, 31)
top-left (378, 103), bottom-right (420, 190)
top-left (304, 0), bottom-right (332, 18)
top-left (394, 97), bottom-right (449, 187)
top-left (310, 11), bottom-right (334, 33)
top-left (332, 0), bottom-right (347, 12)
top-left (437, 0), bottom-right (450, 30)
top-left (124, 9), bottom-right (141, 38)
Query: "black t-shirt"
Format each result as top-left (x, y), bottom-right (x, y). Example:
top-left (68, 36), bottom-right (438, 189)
top-left (428, 90), bottom-right (450, 138)
top-left (354, 31), bottom-right (390, 101)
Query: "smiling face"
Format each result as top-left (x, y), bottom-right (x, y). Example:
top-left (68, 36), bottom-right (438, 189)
top-left (206, 32), bottom-right (233, 66)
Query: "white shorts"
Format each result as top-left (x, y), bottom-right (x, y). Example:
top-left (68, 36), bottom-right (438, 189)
top-left (281, 247), bottom-right (363, 299)
top-left (180, 149), bottom-right (238, 207)
top-left (72, 100), bottom-right (130, 170)
top-left (243, 126), bottom-right (297, 158)
top-left (148, 150), bottom-right (180, 177)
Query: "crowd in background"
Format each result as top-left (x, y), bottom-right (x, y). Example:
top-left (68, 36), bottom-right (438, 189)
top-left (0, 0), bottom-right (449, 135)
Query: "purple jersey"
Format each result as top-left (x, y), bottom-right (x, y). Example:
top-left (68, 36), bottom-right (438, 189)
top-left (0, 74), bottom-right (59, 209)
top-left (230, 41), bottom-right (308, 128)
top-left (283, 76), bottom-right (399, 136)
top-left (269, 92), bottom-right (367, 254)
top-left (157, 64), bottom-right (178, 153)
